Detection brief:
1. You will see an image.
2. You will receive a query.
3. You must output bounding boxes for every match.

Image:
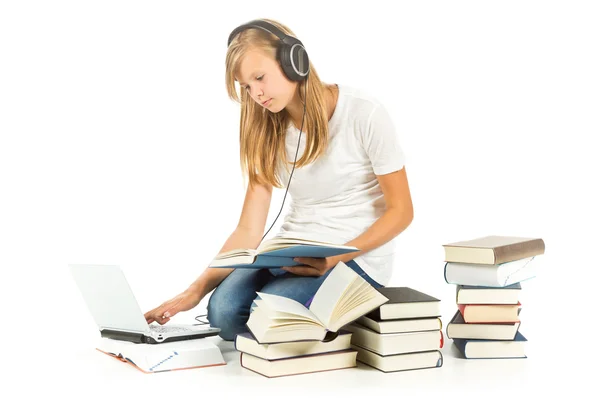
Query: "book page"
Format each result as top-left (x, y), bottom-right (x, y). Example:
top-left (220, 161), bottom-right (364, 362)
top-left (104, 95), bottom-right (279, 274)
top-left (308, 262), bottom-right (357, 328)
top-left (257, 237), bottom-right (357, 253)
top-left (255, 292), bottom-right (322, 326)
top-left (214, 248), bottom-right (257, 259)
top-left (329, 280), bottom-right (388, 331)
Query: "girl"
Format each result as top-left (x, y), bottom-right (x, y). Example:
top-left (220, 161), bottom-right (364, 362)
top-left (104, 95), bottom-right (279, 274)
top-left (145, 18), bottom-right (414, 341)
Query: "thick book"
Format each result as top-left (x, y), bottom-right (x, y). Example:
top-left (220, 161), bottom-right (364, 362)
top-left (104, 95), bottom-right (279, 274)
top-left (453, 331), bottom-right (527, 359)
top-left (208, 236), bottom-right (359, 268)
top-left (442, 235), bottom-right (545, 265)
top-left (240, 349), bottom-right (357, 378)
top-left (446, 310), bottom-right (520, 340)
top-left (366, 287), bottom-right (441, 320)
top-left (245, 261), bottom-right (389, 344)
top-left (346, 323), bottom-right (444, 356)
top-left (352, 345), bottom-right (443, 373)
top-left (456, 283), bottom-right (521, 305)
top-left (444, 256), bottom-right (537, 287)
top-left (357, 314), bottom-right (442, 334)
top-left (458, 303), bottom-right (521, 323)
top-left (95, 337), bottom-right (225, 373)
top-left (234, 331), bottom-right (352, 361)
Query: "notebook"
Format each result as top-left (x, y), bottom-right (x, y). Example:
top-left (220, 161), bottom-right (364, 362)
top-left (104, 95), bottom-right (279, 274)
top-left (69, 264), bottom-right (220, 344)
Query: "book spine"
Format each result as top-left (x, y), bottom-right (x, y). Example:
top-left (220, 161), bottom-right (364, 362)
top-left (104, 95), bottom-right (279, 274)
top-left (452, 338), bottom-right (468, 358)
top-left (493, 239), bottom-right (545, 264)
top-left (443, 263), bottom-right (449, 284)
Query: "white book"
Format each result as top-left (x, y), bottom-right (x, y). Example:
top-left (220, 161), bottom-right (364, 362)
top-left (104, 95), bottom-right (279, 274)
top-left (246, 262), bottom-right (389, 344)
top-left (234, 331), bottom-right (352, 360)
top-left (96, 337), bottom-right (225, 373)
top-left (444, 256), bottom-right (537, 287)
top-left (209, 236), bottom-right (358, 268)
top-left (353, 345), bottom-right (443, 372)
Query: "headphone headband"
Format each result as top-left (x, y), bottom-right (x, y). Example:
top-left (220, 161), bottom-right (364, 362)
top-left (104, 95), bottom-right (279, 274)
top-left (227, 20), bottom-right (291, 47)
top-left (227, 19), bottom-right (309, 82)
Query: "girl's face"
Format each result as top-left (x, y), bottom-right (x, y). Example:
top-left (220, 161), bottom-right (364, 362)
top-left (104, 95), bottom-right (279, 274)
top-left (236, 48), bottom-right (297, 113)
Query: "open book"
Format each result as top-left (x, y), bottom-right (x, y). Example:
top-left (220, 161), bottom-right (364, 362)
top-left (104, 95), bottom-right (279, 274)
top-left (95, 337), bottom-right (225, 373)
top-left (245, 261), bottom-right (389, 344)
top-left (208, 236), bottom-right (359, 269)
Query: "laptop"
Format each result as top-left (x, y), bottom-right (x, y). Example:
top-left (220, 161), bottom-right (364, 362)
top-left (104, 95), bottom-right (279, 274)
top-left (69, 264), bottom-right (221, 344)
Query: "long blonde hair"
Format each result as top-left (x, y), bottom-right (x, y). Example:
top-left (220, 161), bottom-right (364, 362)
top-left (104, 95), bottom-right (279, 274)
top-left (225, 18), bottom-right (333, 189)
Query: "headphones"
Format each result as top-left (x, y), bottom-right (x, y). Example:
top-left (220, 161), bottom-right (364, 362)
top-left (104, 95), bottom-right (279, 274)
top-left (227, 19), bottom-right (310, 82)
top-left (227, 19), bottom-right (309, 244)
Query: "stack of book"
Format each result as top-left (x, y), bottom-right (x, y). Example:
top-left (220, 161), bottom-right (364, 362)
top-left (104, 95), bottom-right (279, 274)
top-left (442, 235), bottom-right (545, 359)
top-left (345, 287), bottom-right (444, 373)
top-left (234, 261), bottom-right (389, 378)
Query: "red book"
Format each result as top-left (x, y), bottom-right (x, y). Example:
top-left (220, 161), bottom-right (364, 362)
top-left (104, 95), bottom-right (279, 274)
top-left (458, 302), bottom-right (521, 323)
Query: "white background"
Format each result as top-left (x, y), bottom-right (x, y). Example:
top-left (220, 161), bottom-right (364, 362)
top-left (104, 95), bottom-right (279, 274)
top-left (1, 0), bottom-right (598, 398)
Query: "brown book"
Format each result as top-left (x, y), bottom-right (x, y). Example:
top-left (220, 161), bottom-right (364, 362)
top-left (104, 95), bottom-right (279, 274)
top-left (442, 235), bottom-right (545, 265)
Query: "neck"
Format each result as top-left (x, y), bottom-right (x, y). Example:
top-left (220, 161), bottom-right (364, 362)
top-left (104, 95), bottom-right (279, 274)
top-left (286, 83), bottom-right (338, 130)
top-left (286, 88), bottom-right (306, 130)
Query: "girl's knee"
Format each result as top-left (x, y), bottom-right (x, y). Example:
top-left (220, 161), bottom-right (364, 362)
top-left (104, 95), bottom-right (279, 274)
top-left (206, 291), bottom-right (250, 341)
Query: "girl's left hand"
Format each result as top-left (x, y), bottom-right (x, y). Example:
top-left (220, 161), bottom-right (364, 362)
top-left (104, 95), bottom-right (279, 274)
top-left (281, 257), bottom-right (340, 276)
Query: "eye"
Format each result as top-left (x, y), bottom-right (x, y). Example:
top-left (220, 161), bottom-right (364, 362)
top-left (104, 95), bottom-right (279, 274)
top-left (256, 75), bottom-right (264, 81)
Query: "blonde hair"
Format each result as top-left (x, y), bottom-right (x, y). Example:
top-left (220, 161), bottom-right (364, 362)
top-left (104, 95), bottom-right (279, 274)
top-left (225, 18), bottom-right (333, 189)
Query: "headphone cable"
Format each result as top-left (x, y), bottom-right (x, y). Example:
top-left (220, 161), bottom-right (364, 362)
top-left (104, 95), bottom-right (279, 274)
top-left (261, 80), bottom-right (308, 242)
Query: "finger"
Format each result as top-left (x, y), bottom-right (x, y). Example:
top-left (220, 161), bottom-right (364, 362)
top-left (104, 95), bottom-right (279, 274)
top-left (145, 309), bottom-right (158, 324)
top-left (146, 303), bottom-right (176, 325)
top-left (156, 316), bottom-right (171, 325)
top-left (282, 266), bottom-right (322, 276)
top-left (160, 299), bottom-right (183, 319)
top-left (294, 258), bottom-right (324, 269)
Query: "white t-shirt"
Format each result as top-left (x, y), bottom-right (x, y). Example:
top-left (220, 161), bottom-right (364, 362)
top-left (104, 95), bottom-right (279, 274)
top-left (273, 84), bottom-right (407, 286)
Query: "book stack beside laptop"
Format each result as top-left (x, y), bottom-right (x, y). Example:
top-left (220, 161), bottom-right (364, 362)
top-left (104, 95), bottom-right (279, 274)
top-left (234, 262), bottom-right (390, 378)
top-left (345, 287), bottom-right (444, 373)
top-left (442, 235), bottom-right (545, 359)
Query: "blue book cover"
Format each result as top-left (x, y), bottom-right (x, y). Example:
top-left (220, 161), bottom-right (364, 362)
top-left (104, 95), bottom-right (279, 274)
top-left (209, 238), bottom-right (359, 269)
top-left (453, 331), bottom-right (528, 359)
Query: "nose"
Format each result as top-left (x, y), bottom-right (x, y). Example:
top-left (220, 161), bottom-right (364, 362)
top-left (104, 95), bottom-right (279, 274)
top-left (248, 84), bottom-right (263, 99)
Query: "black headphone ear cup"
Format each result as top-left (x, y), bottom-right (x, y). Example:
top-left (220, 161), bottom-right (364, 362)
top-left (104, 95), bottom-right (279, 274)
top-left (291, 44), bottom-right (309, 79)
top-left (277, 43), bottom-right (297, 81)
top-left (278, 41), bottom-right (309, 81)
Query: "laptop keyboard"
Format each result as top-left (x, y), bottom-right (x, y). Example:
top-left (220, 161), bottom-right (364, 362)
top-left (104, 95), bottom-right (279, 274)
top-left (149, 324), bottom-right (197, 334)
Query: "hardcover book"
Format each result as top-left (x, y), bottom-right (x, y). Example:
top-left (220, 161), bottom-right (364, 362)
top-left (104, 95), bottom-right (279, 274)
top-left (453, 331), bottom-right (527, 359)
top-left (443, 235), bottom-right (545, 265)
top-left (366, 287), bottom-right (441, 320)
top-left (246, 262), bottom-right (388, 343)
top-left (209, 237), bottom-right (358, 269)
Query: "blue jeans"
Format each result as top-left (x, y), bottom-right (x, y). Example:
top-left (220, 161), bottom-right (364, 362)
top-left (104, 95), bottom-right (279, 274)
top-left (206, 260), bottom-right (382, 341)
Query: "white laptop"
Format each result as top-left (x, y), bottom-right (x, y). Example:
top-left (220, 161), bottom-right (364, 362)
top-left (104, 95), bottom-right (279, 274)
top-left (69, 264), bottom-right (220, 344)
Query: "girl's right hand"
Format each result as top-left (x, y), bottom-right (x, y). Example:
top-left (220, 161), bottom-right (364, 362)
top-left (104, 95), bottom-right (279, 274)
top-left (144, 290), bottom-right (203, 325)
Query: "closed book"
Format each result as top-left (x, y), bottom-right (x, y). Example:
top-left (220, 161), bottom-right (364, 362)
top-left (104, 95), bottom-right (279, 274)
top-left (367, 287), bottom-right (441, 320)
top-left (458, 303), bottom-right (521, 323)
top-left (234, 331), bottom-right (352, 360)
top-left (239, 349), bottom-right (357, 378)
top-left (444, 256), bottom-right (537, 287)
top-left (357, 314), bottom-right (442, 334)
top-left (346, 323), bottom-right (443, 356)
top-left (446, 310), bottom-right (520, 340)
top-left (353, 345), bottom-right (443, 373)
top-left (453, 331), bottom-right (527, 359)
top-left (456, 283), bottom-right (521, 305)
top-left (443, 235), bottom-right (545, 265)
